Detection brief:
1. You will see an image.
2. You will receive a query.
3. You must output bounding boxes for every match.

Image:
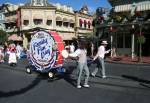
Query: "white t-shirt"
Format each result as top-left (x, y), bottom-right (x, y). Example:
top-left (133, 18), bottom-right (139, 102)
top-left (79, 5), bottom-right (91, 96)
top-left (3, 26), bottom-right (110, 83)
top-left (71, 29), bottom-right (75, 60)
top-left (94, 45), bottom-right (110, 60)
top-left (69, 49), bottom-right (87, 63)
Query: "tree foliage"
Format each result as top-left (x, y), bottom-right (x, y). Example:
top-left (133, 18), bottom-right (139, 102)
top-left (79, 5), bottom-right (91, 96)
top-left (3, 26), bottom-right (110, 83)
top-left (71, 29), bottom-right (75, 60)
top-left (0, 30), bottom-right (7, 43)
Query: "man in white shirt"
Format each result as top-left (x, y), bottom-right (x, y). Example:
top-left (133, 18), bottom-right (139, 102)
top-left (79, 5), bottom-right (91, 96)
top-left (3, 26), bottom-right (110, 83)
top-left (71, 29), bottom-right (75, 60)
top-left (91, 40), bottom-right (110, 78)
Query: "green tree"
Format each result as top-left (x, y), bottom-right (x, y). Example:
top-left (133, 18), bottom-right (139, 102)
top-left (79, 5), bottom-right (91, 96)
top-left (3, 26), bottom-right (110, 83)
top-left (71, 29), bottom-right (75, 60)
top-left (0, 29), bottom-right (7, 44)
top-left (137, 35), bottom-right (146, 62)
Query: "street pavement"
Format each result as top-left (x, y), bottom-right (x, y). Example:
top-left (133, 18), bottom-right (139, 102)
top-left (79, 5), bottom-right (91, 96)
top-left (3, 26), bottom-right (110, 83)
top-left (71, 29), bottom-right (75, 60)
top-left (0, 58), bottom-right (150, 103)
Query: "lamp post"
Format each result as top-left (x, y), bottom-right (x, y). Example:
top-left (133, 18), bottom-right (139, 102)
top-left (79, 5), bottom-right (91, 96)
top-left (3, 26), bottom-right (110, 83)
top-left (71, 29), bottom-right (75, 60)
top-left (131, 24), bottom-right (135, 59)
top-left (110, 26), bottom-right (113, 57)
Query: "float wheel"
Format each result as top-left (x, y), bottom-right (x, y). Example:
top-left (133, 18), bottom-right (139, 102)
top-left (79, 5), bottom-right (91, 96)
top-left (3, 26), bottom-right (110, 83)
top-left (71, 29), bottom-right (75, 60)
top-left (26, 67), bottom-right (32, 74)
top-left (48, 72), bottom-right (54, 78)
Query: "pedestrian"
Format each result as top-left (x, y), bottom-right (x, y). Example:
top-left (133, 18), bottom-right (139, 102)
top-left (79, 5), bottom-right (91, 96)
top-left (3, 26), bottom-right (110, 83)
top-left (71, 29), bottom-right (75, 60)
top-left (8, 43), bottom-right (17, 66)
top-left (69, 41), bottom-right (90, 89)
top-left (91, 40), bottom-right (110, 78)
top-left (0, 42), bottom-right (4, 63)
top-left (16, 43), bottom-right (23, 59)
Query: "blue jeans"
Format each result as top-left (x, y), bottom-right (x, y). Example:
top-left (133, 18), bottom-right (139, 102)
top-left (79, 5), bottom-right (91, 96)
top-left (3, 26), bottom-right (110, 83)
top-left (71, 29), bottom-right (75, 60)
top-left (77, 62), bottom-right (89, 86)
top-left (92, 57), bottom-right (106, 77)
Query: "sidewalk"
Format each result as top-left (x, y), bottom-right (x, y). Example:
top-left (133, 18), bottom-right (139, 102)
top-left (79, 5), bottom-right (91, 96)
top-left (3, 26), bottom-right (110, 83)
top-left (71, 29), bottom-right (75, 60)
top-left (106, 56), bottom-right (150, 65)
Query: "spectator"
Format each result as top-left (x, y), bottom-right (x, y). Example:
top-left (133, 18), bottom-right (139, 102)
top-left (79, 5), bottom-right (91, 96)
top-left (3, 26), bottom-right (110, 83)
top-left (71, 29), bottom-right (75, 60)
top-left (0, 43), bottom-right (4, 63)
top-left (16, 44), bottom-right (23, 59)
top-left (8, 43), bottom-right (17, 66)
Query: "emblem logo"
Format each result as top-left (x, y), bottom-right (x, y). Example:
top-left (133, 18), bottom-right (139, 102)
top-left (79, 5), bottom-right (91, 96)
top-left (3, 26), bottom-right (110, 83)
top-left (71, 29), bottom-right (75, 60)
top-left (29, 31), bottom-right (57, 72)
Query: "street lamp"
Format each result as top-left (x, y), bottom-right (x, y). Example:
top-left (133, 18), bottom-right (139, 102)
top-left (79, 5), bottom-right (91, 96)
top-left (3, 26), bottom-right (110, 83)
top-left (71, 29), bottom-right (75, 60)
top-left (131, 24), bottom-right (135, 59)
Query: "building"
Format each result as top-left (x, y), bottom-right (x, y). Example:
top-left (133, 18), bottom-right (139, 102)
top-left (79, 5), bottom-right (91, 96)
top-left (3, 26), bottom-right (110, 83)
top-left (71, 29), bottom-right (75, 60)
top-left (3, 0), bottom-right (93, 49)
top-left (95, 0), bottom-right (150, 57)
top-left (0, 4), bottom-right (6, 30)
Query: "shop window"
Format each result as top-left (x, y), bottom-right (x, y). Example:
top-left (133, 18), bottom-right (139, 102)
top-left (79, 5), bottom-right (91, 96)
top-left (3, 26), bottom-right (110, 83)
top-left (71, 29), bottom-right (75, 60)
top-left (117, 35), bottom-right (123, 48)
top-left (34, 19), bottom-right (43, 25)
top-left (125, 35), bottom-right (131, 48)
top-left (23, 20), bottom-right (29, 26)
top-left (117, 34), bottom-right (131, 48)
top-left (46, 20), bottom-right (52, 26)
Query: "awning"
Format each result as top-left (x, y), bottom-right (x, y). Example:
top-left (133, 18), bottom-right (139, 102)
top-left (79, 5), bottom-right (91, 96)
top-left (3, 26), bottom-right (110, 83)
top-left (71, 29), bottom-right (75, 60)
top-left (63, 18), bottom-right (69, 22)
top-left (56, 16), bottom-right (62, 21)
top-left (33, 14), bottom-right (43, 19)
top-left (23, 15), bottom-right (29, 20)
top-left (47, 16), bottom-right (52, 20)
top-left (70, 19), bottom-right (75, 23)
top-left (8, 34), bottom-right (23, 41)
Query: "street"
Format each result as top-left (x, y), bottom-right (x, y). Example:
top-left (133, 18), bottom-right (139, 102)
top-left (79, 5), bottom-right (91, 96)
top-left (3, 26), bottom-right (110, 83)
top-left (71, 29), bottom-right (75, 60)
top-left (0, 59), bottom-right (150, 103)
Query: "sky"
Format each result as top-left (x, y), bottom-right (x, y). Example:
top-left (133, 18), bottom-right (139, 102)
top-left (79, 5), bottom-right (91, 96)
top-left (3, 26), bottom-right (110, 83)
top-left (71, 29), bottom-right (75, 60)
top-left (0, 0), bottom-right (111, 12)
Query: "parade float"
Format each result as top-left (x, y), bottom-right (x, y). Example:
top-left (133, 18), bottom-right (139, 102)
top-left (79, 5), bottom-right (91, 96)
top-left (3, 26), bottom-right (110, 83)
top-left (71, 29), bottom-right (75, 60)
top-left (26, 30), bottom-right (67, 78)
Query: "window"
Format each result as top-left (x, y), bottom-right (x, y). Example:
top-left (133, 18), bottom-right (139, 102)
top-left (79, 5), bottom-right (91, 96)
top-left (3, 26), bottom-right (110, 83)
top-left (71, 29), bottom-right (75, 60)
top-left (88, 21), bottom-right (91, 29)
top-left (84, 20), bottom-right (87, 28)
top-left (79, 19), bottom-right (83, 28)
top-left (23, 20), bottom-right (29, 26)
top-left (70, 23), bottom-right (74, 28)
top-left (63, 22), bottom-right (69, 27)
top-left (34, 19), bottom-right (43, 25)
top-left (46, 20), bottom-right (52, 26)
top-left (56, 21), bottom-right (62, 27)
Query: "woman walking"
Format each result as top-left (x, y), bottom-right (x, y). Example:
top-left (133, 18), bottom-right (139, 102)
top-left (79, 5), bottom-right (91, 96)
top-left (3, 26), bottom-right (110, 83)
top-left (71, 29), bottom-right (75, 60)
top-left (69, 42), bottom-right (90, 89)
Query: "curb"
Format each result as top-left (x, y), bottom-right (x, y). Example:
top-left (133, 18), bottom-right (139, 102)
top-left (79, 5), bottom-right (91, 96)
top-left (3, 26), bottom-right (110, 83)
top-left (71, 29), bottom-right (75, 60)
top-left (106, 60), bottom-right (150, 66)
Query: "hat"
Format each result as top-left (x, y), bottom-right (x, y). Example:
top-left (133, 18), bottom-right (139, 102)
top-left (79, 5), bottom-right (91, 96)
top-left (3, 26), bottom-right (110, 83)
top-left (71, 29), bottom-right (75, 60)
top-left (101, 40), bottom-right (108, 45)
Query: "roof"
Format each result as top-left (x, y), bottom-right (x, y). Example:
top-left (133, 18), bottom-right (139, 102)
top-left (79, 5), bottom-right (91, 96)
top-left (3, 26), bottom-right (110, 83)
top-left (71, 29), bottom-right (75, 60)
top-left (108, 0), bottom-right (148, 6)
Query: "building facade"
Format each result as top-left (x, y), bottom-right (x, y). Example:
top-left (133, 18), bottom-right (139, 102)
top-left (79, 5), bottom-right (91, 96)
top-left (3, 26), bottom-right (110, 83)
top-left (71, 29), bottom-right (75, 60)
top-left (0, 4), bottom-right (6, 30)
top-left (95, 0), bottom-right (150, 57)
top-left (3, 0), bottom-right (93, 49)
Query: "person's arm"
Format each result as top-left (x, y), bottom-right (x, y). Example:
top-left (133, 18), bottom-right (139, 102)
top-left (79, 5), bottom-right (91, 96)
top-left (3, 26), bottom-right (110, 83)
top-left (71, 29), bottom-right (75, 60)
top-left (69, 49), bottom-right (80, 57)
top-left (105, 49), bottom-right (110, 54)
top-left (93, 47), bottom-right (100, 60)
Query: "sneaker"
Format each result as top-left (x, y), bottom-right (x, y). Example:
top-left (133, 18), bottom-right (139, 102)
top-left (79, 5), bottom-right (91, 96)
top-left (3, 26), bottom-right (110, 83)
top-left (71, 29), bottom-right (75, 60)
top-left (77, 85), bottom-right (82, 89)
top-left (102, 75), bottom-right (106, 78)
top-left (83, 84), bottom-right (90, 88)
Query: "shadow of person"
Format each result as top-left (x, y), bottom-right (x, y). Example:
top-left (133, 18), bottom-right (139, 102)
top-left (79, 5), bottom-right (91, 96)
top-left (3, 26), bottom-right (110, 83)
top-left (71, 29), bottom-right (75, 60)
top-left (63, 73), bottom-right (77, 88)
top-left (0, 75), bottom-right (42, 98)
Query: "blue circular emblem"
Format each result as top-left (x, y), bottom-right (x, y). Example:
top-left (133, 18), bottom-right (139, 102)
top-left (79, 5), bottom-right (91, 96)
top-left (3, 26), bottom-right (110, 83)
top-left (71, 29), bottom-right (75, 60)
top-left (29, 31), bottom-right (57, 72)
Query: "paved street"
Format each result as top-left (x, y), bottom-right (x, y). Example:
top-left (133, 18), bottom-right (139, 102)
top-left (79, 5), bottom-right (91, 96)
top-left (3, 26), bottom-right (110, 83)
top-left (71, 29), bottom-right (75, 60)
top-left (0, 59), bottom-right (150, 103)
